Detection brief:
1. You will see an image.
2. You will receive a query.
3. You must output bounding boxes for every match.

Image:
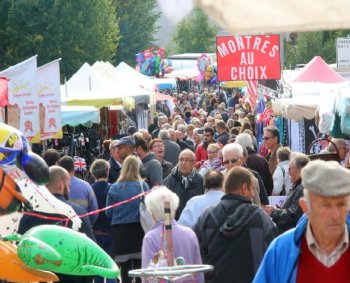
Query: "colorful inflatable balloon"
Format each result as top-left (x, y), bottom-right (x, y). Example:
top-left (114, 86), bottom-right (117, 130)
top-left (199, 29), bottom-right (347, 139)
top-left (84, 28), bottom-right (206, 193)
top-left (5, 225), bottom-right (119, 279)
top-left (0, 123), bottom-right (50, 185)
top-left (0, 167), bottom-right (32, 215)
top-left (0, 240), bottom-right (59, 282)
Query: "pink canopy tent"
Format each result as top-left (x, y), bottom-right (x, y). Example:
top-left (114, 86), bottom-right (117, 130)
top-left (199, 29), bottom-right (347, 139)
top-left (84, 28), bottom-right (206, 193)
top-left (292, 56), bottom-right (346, 84)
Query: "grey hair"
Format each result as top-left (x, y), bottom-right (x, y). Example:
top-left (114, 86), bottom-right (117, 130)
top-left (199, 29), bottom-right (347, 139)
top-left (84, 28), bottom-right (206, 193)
top-left (222, 143), bottom-right (243, 158)
top-left (291, 152), bottom-right (310, 169)
top-left (158, 116), bottom-right (168, 127)
top-left (235, 133), bottom-right (253, 150)
top-left (145, 186), bottom-right (179, 221)
top-left (177, 124), bottom-right (186, 134)
top-left (159, 129), bottom-right (170, 139)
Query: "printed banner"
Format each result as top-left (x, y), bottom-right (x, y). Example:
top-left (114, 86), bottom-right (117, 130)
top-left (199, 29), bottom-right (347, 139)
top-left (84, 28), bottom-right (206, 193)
top-left (216, 35), bottom-right (281, 81)
top-left (37, 59), bottom-right (62, 140)
top-left (0, 56), bottom-right (39, 140)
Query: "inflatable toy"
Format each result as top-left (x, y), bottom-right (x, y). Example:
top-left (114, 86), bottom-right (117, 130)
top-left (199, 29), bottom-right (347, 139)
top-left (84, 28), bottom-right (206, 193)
top-left (0, 123), bottom-right (50, 185)
top-left (0, 167), bottom-right (32, 215)
top-left (0, 240), bottom-right (59, 282)
top-left (5, 225), bottom-right (119, 279)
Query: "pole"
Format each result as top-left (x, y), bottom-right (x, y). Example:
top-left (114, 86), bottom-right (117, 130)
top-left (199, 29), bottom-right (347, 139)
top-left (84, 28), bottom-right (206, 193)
top-left (164, 201), bottom-right (174, 267)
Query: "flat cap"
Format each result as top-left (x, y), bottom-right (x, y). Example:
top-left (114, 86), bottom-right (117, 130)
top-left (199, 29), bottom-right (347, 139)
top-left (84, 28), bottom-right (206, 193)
top-left (116, 136), bottom-right (135, 147)
top-left (301, 160), bottom-right (350, 197)
top-left (109, 139), bottom-right (119, 150)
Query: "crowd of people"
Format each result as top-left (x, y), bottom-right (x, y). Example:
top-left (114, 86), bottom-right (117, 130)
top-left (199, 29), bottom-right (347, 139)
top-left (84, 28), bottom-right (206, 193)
top-left (20, 87), bottom-right (350, 283)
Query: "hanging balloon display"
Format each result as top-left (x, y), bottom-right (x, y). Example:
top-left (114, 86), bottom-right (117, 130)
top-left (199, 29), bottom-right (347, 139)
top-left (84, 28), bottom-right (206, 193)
top-left (0, 240), bottom-right (59, 282)
top-left (4, 225), bottom-right (119, 279)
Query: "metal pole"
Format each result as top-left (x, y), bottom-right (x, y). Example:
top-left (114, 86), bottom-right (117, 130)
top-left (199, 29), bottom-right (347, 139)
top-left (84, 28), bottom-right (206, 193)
top-left (164, 201), bottom-right (174, 267)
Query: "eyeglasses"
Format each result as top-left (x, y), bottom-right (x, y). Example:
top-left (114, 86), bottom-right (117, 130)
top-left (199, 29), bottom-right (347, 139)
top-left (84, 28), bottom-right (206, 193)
top-left (223, 159), bottom-right (239, 165)
top-left (263, 136), bottom-right (274, 141)
top-left (179, 158), bottom-right (194, 163)
top-left (288, 166), bottom-right (297, 171)
top-left (208, 151), bottom-right (218, 154)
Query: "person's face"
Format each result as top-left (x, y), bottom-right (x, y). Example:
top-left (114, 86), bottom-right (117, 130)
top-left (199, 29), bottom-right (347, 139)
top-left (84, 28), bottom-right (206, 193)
top-left (179, 152), bottom-right (195, 176)
top-left (193, 133), bottom-right (201, 144)
top-left (169, 131), bottom-right (177, 142)
top-left (203, 132), bottom-right (214, 143)
top-left (263, 130), bottom-right (278, 150)
top-left (118, 145), bottom-right (135, 161)
top-left (300, 193), bottom-right (349, 244)
top-left (207, 148), bottom-right (219, 161)
top-left (288, 159), bottom-right (301, 183)
top-left (187, 129), bottom-right (194, 137)
top-left (151, 141), bottom-right (164, 160)
top-left (223, 150), bottom-right (243, 171)
top-left (176, 131), bottom-right (183, 140)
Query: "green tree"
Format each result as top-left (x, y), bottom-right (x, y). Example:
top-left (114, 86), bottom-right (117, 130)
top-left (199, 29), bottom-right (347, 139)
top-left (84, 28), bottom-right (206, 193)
top-left (113, 0), bottom-right (160, 65)
top-left (285, 30), bottom-right (350, 68)
top-left (172, 8), bottom-right (219, 54)
top-left (1, 0), bottom-right (120, 80)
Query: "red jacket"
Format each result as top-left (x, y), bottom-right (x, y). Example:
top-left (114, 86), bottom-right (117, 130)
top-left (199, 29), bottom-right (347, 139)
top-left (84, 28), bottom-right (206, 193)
top-left (195, 143), bottom-right (208, 169)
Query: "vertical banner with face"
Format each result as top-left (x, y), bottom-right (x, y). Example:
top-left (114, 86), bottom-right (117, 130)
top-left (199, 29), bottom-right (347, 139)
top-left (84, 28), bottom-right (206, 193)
top-left (0, 56), bottom-right (39, 141)
top-left (36, 59), bottom-right (62, 140)
top-left (216, 35), bottom-right (281, 81)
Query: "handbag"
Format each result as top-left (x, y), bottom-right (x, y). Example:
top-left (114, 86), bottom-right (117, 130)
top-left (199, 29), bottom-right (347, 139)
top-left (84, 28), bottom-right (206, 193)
top-left (139, 181), bottom-right (154, 233)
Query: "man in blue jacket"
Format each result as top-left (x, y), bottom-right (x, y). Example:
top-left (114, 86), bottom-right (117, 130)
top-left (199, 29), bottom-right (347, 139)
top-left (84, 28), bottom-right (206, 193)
top-left (254, 160), bottom-right (350, 283)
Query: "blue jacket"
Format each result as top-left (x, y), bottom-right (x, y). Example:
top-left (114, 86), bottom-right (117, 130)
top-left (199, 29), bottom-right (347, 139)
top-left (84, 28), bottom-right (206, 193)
top-left (105, 180), bottom-right (149, 225)
top-left (253, 215), bottom-right (350, 283)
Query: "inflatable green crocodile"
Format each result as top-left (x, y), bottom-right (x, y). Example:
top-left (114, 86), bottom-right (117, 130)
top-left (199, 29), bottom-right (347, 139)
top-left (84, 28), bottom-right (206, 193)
top-left (4, 225), bottom-right (119, 279)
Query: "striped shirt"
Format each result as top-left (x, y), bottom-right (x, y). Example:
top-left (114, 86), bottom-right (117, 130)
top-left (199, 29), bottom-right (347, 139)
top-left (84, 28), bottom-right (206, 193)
top-left (306, 222), bottom-right (349, 267)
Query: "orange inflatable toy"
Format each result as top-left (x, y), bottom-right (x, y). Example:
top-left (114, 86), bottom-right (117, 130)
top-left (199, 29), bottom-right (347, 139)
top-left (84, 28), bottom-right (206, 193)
top-left (0, 240), bottom-right (59, 282)
top-left (0, 167), bottom-right (32, 215)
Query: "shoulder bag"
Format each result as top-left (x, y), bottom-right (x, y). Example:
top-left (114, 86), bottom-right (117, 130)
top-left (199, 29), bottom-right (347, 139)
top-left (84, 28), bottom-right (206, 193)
top-left (139, 181), bottom-right (155, 233)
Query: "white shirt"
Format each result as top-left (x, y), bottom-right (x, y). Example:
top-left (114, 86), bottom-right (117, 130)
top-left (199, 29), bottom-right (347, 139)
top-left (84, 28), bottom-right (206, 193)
top-left (272, 160), bottom-right (293, 196)
top-left (178, 190), bottom-right (224, 229)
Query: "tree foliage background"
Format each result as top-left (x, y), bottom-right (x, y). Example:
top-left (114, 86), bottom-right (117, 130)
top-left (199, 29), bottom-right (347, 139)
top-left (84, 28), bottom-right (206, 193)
top-left (113, 0), bottom-right (160, 66)
top-left (285, 30), bottom-right (350, 68)
top-left (171, 8), bottom-right (219, 54)
top-left (0, 0), bottom-right (120, 80)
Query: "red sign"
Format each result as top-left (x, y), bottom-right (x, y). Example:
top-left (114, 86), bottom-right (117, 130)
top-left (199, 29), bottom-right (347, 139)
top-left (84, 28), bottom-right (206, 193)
top-left (216, 35), bottom-right (281, 81)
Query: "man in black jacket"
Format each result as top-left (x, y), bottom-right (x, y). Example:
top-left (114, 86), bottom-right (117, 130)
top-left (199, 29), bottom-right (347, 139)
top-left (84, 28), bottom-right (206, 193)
top-left (194, 167), bottom-right (276, 283)
top-left (18, 166), bottom-right (95, 283)
top-left (264, 152), bottom-right (310, 234)
top-left (164, 149), bottom-right (204, 219)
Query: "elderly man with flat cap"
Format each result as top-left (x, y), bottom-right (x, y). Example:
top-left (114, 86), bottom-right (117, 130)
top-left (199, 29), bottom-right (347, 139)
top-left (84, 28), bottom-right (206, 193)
top-left (254, 160), bottom-right (350, 283)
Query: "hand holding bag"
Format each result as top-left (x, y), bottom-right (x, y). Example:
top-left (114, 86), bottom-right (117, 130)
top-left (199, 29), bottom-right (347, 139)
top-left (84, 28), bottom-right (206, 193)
top-left (139, 181), bottom-right (154, 233)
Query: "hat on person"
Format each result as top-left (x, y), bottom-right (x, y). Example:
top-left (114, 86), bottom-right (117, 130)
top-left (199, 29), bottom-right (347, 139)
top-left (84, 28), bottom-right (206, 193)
top-left (109, 139), bottom-right (119, 150)
top-left (116, 136), bottom-right (135, 147)
top-left (301, 160), bottom-right (350, 197)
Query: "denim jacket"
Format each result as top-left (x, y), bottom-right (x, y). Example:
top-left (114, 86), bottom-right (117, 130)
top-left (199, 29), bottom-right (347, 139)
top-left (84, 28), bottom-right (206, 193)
top-left (105, 180), bottom-right (149, 225)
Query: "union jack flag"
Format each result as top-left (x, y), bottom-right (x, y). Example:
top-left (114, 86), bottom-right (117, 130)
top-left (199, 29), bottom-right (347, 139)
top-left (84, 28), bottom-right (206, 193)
top-left (74, 156), bottom-right (87, 172)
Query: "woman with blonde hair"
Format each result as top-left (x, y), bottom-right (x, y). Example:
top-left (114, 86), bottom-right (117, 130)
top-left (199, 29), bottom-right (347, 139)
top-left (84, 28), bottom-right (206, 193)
top-left (106, 155), bottom-right (149, 283)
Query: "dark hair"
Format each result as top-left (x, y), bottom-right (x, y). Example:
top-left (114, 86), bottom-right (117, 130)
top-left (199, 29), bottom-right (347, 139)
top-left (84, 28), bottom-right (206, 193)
top-left (230, 127), bottom-right (240, 135)
top-left (91, 159), bottom-right (110, 179)
top-left (58, 156), bottom-right (75, 173)
top-left (264, 126), bottom-right (280, 143)
top-left (204, 170), bottom-right (224, 190)
top-left (233, 121), bottom-right (241, 127)
top-left (224, 166), bottom-right (253, 194)
top-left (127, 126), bottom-right (137, 136)
top-left (133, 134), bottom-right (149, 152)
top-left (204, 127), bottom-right (215, 136)
top-left (43, 149), bottom-right (61, 167)
top-left (102, 139), bottom-right (112, 153)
